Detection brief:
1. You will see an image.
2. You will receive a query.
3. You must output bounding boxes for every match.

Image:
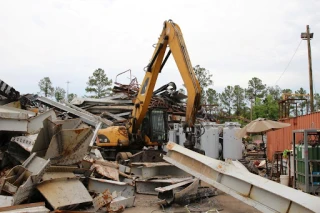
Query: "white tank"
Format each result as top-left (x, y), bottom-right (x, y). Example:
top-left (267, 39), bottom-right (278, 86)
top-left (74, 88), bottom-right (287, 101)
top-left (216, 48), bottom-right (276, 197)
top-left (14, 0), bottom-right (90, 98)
top-left (168, 130), bottom-right (177, 143)
top-left (223, 122), bottom-right (242, 160)
top-left (195, 122), bottom-right (220, 159)
top-left (178, 125), bottom-right (186, 146)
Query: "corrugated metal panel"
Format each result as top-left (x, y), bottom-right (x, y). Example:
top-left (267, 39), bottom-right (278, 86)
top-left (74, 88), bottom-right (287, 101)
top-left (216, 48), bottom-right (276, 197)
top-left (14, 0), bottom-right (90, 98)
top-left (267, 112), bottom-right (320, 160)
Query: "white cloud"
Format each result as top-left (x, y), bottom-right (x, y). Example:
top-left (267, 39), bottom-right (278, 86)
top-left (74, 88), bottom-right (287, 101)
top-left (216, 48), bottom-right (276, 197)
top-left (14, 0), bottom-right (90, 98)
top-left (0, 0), bottom-right (320, 97)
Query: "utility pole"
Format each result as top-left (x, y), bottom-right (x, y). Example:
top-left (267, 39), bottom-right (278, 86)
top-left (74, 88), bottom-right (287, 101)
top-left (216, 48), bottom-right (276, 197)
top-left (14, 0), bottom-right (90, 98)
top-left (66, 81), bottom-right (70, 102)
top-left (301, 25), bottom-right (314, 112)
top-left (250, 99), bottom-right (253, 121)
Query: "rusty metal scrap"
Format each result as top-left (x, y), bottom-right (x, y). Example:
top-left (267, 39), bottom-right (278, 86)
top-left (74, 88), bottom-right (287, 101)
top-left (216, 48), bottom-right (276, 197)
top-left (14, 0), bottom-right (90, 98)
top-left (91, 163), bottom-right (119, 181)
top-left (68, 80), bottom-right (188, 122)
top-left (37, 177), bottom-right (93, 210)
top-left (92, 189), bottom-right (112, 211)
top-left (0, 83), bottom-right (142, 212)
top-left (45, 127), bottom-right (93, 165)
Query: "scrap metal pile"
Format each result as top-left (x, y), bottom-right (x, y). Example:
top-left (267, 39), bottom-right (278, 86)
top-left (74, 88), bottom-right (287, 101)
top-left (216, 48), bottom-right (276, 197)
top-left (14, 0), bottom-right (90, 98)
top-left (70, 80), bottom-right (189, 124)
top-left (0, 79), bottom-right (217, 212)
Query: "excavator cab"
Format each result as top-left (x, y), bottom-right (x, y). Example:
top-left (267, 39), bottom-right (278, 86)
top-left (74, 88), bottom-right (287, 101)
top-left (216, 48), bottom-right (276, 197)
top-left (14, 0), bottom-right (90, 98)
top-left (140, 108), bottom-right (168, 145)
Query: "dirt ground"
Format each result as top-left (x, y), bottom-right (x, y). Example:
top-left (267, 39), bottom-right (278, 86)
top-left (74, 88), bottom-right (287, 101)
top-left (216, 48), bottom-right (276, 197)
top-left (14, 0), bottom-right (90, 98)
top-left (124, 192), bottom-right (261, 213)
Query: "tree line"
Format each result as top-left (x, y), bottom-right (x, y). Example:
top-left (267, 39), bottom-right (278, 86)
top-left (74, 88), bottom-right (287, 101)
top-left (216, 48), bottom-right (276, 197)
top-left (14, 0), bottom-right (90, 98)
top-left (191, 65), bottom-right (320, 123)
top-left (38, 68), bottom-right (111, 102)
top-left (38, 66), bottom-right (319, 123)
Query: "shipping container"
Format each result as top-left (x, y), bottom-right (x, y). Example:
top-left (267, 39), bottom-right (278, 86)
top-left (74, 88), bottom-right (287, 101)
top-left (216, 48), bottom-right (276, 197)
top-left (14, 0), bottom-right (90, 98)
top-left (267, 112), bottom-right (320, 160)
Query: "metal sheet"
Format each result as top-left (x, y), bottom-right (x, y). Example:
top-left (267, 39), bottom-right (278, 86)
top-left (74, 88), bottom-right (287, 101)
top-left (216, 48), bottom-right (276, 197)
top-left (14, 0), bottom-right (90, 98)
top-left (1, 166), bottom-right (31, 195)
top-left (157, 178), bottom-right (198, 205)
top-left (42, 172), bottom-right (75, 181)
top-left (92, 163), bottom-right (119, 181)
top-left (13, 154), bottom-right (51, 205)
top-left (0, 202), bottom-right (49, 213)
top-left (135, 177), bottom-right (193, 195)
top-left (89, 122), bottom-right (102, 147)
top-left (0, 195), bottom-right (13, 207)
top-left (155, 179), bottom-right (195, 193)
top-left (110, 196), bottom-right (135, 209)
top-left (174, 179), bottom-right (199, 200)
top-left (27, 110), bottom-right (57, 134)
top-left (87, 177), bottom-right (135, 198)
top-left (45, 127), bottom-right (93, 165)
top-left (37, 97), bottom-right (112, 126)
top-left (31, 117), bottom-right (60, 156)
top-left (164, 142), bottom-right (320, 213)
top-left (70, 97), bottom-right (132, 106)
top-left (0, 79), bottom-right (20, 100)
top-left (131, 162), bottom-right (189, 179)
top-left (0, 119), bottom-right (28, 132)
top-left (53, 118), bottom-right (83, 130)
top-left (0, 110), bottom-right (56, 133)
top-left (11, 135), bottom-right (38, 152)
top-left (37, 178), bottom-right (92, 210)
top-left (22, 153), bottom-right (50, 175)
top-left (0, 106), bottom-right (34, 119)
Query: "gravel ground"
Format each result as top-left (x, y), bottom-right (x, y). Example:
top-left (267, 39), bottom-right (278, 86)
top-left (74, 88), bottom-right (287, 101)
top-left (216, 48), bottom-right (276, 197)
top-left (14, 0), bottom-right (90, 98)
top-left (123, 192), bottom-right (261, 213)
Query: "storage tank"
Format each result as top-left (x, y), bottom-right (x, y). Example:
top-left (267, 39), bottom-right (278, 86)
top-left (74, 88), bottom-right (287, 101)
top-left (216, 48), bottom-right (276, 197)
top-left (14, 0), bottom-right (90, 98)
top-left (168, 130), bottom-right (177, 143)
top-left (178, 125), bottom-right (186, 146)
top-left (195, 122), bottom-right (220, 159)
top-left (223, 122), bottom-right (242, 160)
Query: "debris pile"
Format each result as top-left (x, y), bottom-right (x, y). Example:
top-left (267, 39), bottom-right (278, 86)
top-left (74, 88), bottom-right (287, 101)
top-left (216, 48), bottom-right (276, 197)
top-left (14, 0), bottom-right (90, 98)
top-left (0, 83), bottom-right (217, 212)
top-left (70, 81), bottom-right (189, 124)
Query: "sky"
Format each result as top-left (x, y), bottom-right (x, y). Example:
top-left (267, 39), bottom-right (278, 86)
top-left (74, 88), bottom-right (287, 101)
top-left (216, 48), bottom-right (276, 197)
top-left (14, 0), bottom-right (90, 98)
top-left (1, 0), bottom-right (320, 97)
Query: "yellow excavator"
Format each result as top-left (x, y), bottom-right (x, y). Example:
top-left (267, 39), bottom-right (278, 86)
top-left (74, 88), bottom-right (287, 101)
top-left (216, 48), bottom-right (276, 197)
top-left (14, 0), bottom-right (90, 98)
top-left (96, 20), bottom-right (202, 161)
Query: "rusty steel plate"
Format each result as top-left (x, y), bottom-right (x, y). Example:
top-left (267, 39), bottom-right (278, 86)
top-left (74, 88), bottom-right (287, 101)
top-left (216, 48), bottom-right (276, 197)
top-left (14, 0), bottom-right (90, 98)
top-left (45, 127), bottom-right (93, 165)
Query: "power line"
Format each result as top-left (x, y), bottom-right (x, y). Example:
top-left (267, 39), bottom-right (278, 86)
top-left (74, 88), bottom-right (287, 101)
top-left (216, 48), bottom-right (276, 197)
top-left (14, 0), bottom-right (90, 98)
top-left (275, 40), bottom-right (303, 86)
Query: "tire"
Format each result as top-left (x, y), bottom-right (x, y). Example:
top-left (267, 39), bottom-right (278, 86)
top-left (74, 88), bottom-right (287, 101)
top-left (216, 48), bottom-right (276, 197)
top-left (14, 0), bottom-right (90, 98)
top-left (116, 152), bottom-right (128, 165)
top-left (125, 152), bottom-right (133, 158)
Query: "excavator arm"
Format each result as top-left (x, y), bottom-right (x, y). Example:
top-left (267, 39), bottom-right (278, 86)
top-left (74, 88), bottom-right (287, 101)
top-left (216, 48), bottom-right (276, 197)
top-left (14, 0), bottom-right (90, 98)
top-left (130, 20), bottom-right (201, 137)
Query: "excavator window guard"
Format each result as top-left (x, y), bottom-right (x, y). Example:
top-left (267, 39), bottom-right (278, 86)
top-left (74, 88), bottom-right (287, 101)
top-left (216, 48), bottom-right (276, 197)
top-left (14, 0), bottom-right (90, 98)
top-left (149, 109), bottom-right (168, 143)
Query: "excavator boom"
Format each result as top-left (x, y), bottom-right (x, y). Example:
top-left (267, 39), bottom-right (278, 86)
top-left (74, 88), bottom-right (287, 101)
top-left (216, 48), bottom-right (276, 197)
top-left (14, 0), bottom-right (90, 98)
top-left (130, 20), bottom-right (201, 134)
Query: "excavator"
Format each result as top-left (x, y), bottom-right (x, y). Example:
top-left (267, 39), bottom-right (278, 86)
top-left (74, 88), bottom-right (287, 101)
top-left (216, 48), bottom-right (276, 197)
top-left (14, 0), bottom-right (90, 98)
top-left (96, 20), bottom-right (202, 162)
